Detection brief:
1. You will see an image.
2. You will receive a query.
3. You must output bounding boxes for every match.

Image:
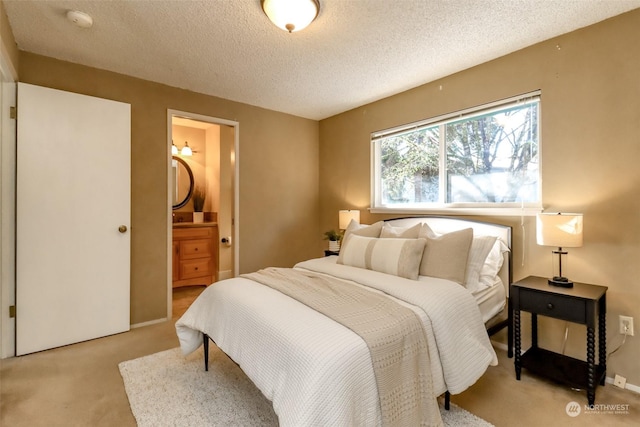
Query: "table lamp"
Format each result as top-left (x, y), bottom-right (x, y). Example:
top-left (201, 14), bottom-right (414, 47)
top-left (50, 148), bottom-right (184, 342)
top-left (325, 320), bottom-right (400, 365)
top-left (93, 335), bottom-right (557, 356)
top-left (339, 210), bottom-right (360, 230)
top-left (536, 213), bottom-right (583, 287)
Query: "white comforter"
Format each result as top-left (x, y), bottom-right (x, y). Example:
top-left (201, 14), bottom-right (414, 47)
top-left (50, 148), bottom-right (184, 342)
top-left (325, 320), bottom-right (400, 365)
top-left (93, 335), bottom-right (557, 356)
top-left (176, 257), bottom-right (497, 427)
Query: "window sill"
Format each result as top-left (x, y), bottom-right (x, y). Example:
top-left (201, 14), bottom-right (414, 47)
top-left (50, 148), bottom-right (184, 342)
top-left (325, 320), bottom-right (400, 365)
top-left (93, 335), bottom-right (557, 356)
top-left (369, 206), bottom-right (543, 217)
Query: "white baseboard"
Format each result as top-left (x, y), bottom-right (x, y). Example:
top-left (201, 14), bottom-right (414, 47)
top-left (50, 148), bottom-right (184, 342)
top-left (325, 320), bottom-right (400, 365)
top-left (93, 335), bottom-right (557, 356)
top-left (605, 376), bottom-right (640, 394)
top-left (218, 270), bottom-right (233, 280)
top-left (131, 317), bottom-right (168, 329)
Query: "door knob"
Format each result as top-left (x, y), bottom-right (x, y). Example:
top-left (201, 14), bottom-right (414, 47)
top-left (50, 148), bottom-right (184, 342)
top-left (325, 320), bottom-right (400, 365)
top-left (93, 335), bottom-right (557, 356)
top-left (118, 225), bottom-right (128, 233)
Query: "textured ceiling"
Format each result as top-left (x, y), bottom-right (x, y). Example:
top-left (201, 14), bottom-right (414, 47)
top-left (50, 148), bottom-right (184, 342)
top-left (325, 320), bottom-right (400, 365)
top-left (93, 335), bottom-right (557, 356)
top-left (4, 0), bottom-right (640, 120)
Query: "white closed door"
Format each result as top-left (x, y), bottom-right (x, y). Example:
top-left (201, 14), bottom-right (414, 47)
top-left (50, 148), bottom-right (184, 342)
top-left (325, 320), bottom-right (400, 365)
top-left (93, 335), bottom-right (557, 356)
top-left (16, 83), bottom-right (131, 356)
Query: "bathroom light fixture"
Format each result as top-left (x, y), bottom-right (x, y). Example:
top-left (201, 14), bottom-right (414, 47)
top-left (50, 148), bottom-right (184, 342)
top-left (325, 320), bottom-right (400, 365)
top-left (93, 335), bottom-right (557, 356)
top-left (172, 141), bottom-right (193, 156)
top-left (180, 141), bottom-right (193, 156)
top-left (261, 0), bottom-right (320, 33)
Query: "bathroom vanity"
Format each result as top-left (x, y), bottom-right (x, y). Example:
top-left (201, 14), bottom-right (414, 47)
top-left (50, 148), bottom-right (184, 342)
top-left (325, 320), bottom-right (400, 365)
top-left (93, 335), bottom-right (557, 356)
top-left (172, 223), bottom-right (218, 288)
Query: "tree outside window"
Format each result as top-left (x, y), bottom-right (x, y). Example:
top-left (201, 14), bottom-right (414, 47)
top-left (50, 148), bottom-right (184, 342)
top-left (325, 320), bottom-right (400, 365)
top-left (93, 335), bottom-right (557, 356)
top-left (374, 95), bottom-right (540, 210)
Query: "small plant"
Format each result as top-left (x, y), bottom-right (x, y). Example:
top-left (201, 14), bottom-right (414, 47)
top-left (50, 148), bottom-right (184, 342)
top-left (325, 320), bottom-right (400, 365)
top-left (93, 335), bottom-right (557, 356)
top-left (192, 187), bottom-right (206, 212)
top-left (323, 229), bottom-right (342, 242)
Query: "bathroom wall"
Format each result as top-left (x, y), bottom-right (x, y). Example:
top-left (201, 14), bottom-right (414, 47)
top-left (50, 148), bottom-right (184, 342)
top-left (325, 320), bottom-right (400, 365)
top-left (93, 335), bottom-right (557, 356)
top-left (171, 124), bottom-right (218, 216)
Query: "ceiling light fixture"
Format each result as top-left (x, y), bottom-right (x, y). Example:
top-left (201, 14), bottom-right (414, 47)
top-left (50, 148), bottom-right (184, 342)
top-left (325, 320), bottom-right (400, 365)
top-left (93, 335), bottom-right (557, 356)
top-left (261, 0), bottom-right (320, 33)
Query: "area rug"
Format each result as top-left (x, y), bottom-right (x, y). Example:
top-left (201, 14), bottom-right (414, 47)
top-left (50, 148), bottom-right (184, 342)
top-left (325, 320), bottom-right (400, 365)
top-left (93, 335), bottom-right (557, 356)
top-left (119, 346), bottom-right (494, 426)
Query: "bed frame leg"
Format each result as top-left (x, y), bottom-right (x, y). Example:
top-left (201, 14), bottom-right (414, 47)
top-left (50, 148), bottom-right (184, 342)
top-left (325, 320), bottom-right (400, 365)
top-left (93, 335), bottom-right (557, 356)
top-left (203, 333), bottom-right (209, 371)
top-left (444, 391), bottom-right (450, 410)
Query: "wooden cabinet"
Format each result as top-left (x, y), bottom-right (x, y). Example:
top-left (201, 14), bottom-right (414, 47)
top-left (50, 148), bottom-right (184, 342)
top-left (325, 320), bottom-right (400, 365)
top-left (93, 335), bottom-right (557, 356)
top-left (172, 224), bottom-right (218, 288)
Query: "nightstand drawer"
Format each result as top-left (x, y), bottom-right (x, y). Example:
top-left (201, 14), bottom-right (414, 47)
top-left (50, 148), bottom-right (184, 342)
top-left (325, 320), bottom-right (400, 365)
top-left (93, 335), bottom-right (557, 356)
top-left (518, 289), bottom-right (586, 324)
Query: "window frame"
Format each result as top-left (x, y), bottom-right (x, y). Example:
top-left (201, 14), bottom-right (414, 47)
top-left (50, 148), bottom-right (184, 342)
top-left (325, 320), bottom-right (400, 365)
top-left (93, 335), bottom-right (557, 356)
top-left (370, 91), bottom-right (543, 216)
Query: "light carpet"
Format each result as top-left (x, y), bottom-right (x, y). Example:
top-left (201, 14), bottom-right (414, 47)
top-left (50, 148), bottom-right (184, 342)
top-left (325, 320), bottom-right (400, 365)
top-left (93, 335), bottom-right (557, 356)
top-left (119, 346), bottom-right (494, 426)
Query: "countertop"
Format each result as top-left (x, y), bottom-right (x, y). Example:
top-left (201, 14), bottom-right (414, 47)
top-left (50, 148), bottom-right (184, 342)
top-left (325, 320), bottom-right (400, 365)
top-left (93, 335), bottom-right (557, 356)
top-left (172, 222), bottom-right (218, 228)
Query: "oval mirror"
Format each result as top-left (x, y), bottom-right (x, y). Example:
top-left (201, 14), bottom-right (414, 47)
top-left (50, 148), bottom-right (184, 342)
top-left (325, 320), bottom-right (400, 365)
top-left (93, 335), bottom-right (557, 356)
top-left (172, 156), bottom-right (194, 209)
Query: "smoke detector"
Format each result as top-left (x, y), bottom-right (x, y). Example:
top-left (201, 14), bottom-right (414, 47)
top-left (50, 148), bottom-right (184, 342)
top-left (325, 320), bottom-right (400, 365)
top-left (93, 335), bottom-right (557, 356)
top-left (66, 10), bottom-right (93, 28)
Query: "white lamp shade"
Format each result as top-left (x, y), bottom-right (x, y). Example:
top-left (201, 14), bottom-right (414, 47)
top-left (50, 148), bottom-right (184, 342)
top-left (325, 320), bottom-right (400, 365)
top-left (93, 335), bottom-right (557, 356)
top-left (536, 213), bottom-right (583, 248)
top-left (262, 0), bottom-right (319, 32)
top-left (339, 210), bottom-right (360, 230)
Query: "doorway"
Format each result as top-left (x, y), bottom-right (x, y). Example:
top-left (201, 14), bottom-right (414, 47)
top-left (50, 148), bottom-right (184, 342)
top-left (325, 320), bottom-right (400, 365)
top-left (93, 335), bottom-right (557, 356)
top-left (167, 110), bottom-right (239, 319)
top-left (0, 49), bottom-right (17, 358)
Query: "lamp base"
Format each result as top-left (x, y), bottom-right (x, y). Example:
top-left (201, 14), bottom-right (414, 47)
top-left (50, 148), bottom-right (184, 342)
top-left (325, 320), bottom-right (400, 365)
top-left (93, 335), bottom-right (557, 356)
top-left (548, 276), bottom-right (574, 288)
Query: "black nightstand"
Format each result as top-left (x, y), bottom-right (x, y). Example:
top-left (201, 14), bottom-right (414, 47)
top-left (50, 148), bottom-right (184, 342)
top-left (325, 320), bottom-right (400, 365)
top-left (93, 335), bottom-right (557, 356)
top-left (511, 276), bottom-right (607, 405)
top-left (324, 250), bottom-right (340, 256)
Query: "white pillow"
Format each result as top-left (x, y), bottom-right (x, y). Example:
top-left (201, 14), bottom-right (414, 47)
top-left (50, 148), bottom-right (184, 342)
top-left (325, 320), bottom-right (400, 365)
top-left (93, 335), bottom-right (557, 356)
top-left (418, 225), bottom-right (473, 285)
top-left (338, 220), bottom-right (383, 263)
top-left (380, 222), bottom-right (422, 238)
top-left (338, 235), bottom-right (426, 280)
top-left (464, 235), bottom-right (498, 293)
top-left (342, 219), bottom-right (383, 239)
top-left (478, 239), bottom-right (510, 290)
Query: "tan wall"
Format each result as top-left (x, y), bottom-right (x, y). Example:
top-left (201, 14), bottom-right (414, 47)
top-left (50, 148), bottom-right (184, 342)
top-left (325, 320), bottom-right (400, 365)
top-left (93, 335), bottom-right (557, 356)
top-left (319, 10), bottom-right (640, 385)
top-left (0, 1), bottom-right (19, 77)
top-left (18, 52), bottom-right (320, 325)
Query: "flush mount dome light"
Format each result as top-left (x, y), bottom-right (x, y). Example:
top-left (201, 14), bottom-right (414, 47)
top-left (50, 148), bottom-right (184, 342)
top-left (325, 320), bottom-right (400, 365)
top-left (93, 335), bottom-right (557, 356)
top-left (261, 0), bottom-right (320, 33)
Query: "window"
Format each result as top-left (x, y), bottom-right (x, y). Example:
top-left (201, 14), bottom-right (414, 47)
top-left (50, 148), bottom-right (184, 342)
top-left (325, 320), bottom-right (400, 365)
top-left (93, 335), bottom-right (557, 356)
top-left (371, 92), bottom-right (541, 214)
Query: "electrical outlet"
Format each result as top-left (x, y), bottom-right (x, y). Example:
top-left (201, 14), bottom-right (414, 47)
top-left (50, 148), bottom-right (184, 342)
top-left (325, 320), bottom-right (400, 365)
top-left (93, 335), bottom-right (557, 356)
top-left (614, 374), bottom-right (627, 389)
top-left (619, 315), bottom-right (634, 336)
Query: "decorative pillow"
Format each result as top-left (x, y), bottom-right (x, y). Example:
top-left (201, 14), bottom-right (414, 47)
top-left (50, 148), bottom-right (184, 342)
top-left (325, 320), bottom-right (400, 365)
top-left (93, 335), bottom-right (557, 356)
top-left (337, 220), bottom-right (383, 263)
top-left (380, 222), bottom-right (422, 238)
top-left (478, 239), bottom-right (509, 289)
top-left (464, 235), bottom-right (498, 293)
top-left (342, 219), bottom-right (383, 239)
top-left (338, 235), bottom-right (426, 280)
top-left (418, 225), bottom-right (473, 285)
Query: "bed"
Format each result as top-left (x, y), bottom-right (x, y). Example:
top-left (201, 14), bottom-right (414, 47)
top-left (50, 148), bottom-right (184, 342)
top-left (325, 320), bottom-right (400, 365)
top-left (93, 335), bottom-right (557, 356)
top-left (176, 216), bottom-right (512, 427)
